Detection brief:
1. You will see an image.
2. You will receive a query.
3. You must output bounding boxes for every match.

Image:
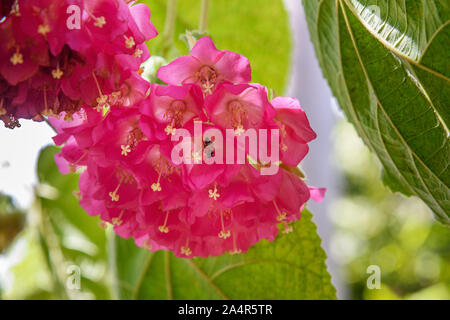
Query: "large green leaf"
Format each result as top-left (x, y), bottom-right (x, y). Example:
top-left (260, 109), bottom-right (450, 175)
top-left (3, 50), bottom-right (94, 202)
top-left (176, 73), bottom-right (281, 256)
top-left (139, 0), bottom-right (292, 94)
top-left (303, 0), bottom-right (449, 224)
top-left (114, 210), bottom-right (336, 300)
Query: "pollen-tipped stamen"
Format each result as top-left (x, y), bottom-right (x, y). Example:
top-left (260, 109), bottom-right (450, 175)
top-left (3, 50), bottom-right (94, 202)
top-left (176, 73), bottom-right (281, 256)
top-left (112, 210), bottom-right (125, 226)
top-left (92, 72), bottom-right (109, 113)
top-left (124, 35), bottom-right (135, 49)
top-left (109, 177), bottom-right (123, 202)
top-left (273, 200), bottom-right (287, 222)
top-left (208, 184), bottom-right (220, 201)
top-left (218, 210), bottom-right (231, 239)
top-left (10, 48), bottom-right (23, 65)
top-left (229, 233), bottom-right (242, 255)
top-left (158, 211), bottom-right (170, 233)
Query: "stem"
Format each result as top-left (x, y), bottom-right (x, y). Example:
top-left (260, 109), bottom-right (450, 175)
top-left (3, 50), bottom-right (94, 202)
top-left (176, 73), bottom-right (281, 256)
top-left (162, 0), bottom-right (178, 57)
top-left (185, 31), bottom-right (197, 50)
top-left (107, 228), bottom-right (120, 300)
top-left (198, 0), bottom-right (210, 33)
top-left (34, 199), bottom-right (69, 299)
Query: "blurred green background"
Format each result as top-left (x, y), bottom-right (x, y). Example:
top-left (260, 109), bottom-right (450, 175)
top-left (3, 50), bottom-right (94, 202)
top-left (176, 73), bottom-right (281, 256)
top-left (331, 121), bottom-right (450, 300)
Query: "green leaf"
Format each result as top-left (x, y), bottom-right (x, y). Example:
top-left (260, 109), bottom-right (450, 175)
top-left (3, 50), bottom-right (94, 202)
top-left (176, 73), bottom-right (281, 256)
top-left (139, 0), bottom-right (292, 94)
top-left (36, 146), bottom-right (111, 299)
top-left (37, 146), bottom-right (107, 253)
top-left (303, 0), bottom-right (450, 224)
top-left (114, 209), bottom-right (336, 300)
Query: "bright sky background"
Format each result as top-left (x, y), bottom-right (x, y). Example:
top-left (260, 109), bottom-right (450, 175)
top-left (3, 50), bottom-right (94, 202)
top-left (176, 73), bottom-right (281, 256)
top-left (0, 120), bottom-right (54, 209)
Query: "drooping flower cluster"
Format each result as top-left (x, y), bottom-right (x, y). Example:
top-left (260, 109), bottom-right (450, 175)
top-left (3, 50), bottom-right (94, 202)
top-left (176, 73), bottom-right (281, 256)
top-left (0, 0), bottom-right (157, 128)
top-left (53, 37), bottom-right (324, 257)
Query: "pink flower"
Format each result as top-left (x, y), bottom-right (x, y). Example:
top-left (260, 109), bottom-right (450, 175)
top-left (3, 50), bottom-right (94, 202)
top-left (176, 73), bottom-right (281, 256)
top-left (140, 84), bottom-right (205, 140)
top-left (205, 83), bottom-right (274, 134)
top-left (0, 0), bottom-right (158, 128)
top-left (157, 37), bottom-right (251, 95)
top-left (53, 38), bottom-right (323, 258)
top-left (271, 96), bottom-right (317, 166)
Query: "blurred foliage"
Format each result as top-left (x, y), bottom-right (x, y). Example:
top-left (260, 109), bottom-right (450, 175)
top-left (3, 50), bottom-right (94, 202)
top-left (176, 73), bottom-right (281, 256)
top-left (1, 147), bottom-right (110, 300)
top-left (331, 121), bottom-right (450, 300)
top-left (138, 0), bottom-right (292, 94)
top-left (0, 194), bottom-right (25, 253)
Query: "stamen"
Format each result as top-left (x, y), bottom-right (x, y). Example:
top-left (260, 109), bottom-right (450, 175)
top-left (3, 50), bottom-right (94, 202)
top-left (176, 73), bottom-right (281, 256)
top-left (38, 24), bottom-right (50, 36)
top-left (181, 238), bottom-right (192, 256)
top-left (133, 48), bottom-right (143, 58)
top-left (181, 246), bottom-right (192, 256)
top-left (124, 35), bottom-right (135, 49)
top-left (42, 87), bottom-right (51, 116)
top-left (10, 48), bottom-right (23, 65)
top-left (164, 122), bottom-right (176, 136)
top-left (121, 144), bottom-right (131, 156)
top-left (228, 101), bottom-right (248, 135)
top-left (276, 121), bottom-right (288, 151)
top-left (151, 170), bottom-right (162, 192)
top-left (234, 125), bottom-right (245, 136)
top-left (121, 127), bottom-right (144, 156)
top-left (112, 210), bottom-right (125, 226)
top-left (163, 101), bottom-right (186, 136)
top-left (196, 66), bottom-right (217, 95)
top-left (273, 200), bottom-right (287, 222)
top-left (94, 16), bottom-right (106, 28)
top-left (208, 184), bottom-right (220, 201)
top-left (229, 233), bottom-right (242, 255)
top-left (158, 211), bottom-right (170, 233)
top-left (218, 211), bottom-right (231, 239)
top-left (92, 72), bottom-right (110, 113)
top-left (151, 157), bottom-right (173, 192)
top-left (202, 80), bottom-right (214, 95)
top-left (109, 178), bottom-right (123, 202)
top-left (52, 65), bottom-right (64, 80)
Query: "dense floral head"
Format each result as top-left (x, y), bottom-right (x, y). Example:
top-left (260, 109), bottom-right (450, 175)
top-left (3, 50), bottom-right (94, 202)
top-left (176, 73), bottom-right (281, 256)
top-left (0, 0), bottom-right (157, 128)
top-left (52, 37), bottom-right (324, 258)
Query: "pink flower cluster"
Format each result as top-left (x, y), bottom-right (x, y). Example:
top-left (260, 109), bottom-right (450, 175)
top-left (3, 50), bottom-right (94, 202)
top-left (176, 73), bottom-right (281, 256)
top-left (0, 0), bottom-right (157, 128)
top-left (53, 37), bottom-right (324, 258)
